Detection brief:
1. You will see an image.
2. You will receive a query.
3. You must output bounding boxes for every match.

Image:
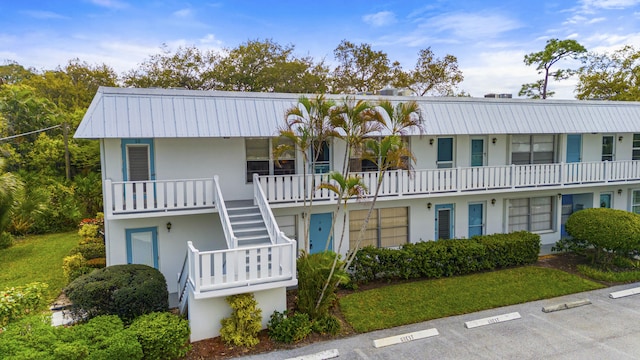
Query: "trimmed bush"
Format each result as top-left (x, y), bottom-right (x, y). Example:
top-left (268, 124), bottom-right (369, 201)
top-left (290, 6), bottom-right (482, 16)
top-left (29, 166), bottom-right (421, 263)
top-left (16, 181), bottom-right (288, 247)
top-left (0, 282), bottom-right (48, 327)
top-left (62, 254), bottom-right (90, 282)
top-left (64, 264), bottom-right (169, 323)
top-left (129, 312), bottom-right (190, 360)
top-left (566, 208), bottom-right (640, 266)
top-left (220, 293), bottom-right (262, 348)
top-left (349, 231), bottom-right (540, 283)
top-left (68, 242), bottom-right (106, 260)
top-left (267, 311), bottom-right (312, 343)
top-left (297, 251), bottom-right (350, 320)
top-left (0, 231), bottom-right (14, 249)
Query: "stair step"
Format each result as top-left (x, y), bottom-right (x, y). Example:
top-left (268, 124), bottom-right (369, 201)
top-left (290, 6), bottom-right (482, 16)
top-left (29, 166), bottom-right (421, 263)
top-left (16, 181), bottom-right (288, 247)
top-left (234, 227), bottom-right (268, 234)
top-left (227, 206), bottom-right (260, 212)
top-left (231, 219), bottom-right (264, 226)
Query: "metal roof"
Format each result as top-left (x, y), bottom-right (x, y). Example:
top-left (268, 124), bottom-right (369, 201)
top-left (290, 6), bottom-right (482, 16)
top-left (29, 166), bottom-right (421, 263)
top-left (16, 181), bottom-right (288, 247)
top-left (74, 86), bottom-right (640, 139)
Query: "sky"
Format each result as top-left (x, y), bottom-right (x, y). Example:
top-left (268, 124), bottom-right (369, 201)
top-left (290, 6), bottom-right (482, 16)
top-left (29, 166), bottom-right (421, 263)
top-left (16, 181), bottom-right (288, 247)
top-left (1, 0), bottom-right (640, 99)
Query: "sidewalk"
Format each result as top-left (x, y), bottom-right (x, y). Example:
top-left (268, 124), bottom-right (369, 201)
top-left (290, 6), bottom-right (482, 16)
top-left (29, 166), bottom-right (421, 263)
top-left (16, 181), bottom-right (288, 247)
top-left (244, 282), bottom-right (640, 360)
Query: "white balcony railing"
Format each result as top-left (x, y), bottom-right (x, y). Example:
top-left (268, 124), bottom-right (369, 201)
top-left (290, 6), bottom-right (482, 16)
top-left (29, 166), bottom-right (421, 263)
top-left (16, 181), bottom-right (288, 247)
top-left (184, 239), bottom-right (296, 295)
top-left (104, 178), bottom-right (216, 217)
top-left (258, 160), bottom-right (640, 203)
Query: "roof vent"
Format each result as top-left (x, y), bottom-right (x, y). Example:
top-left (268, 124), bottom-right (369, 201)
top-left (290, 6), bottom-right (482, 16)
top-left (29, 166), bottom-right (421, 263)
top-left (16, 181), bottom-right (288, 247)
top-left (484, 93), bottom-right (512, 98)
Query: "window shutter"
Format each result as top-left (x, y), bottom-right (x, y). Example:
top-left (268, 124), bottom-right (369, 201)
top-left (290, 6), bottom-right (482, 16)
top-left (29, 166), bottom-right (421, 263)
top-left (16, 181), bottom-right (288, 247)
top-left (128, 146), bottom-right (149, 181)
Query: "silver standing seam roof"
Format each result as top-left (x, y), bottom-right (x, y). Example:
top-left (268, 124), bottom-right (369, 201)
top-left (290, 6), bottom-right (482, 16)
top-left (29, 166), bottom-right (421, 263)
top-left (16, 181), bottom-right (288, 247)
top-left (74, 86), bottom-right (640, 139)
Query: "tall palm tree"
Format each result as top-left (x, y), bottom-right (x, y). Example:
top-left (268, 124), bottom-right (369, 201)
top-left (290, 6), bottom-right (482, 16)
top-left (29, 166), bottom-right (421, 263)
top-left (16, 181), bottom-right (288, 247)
top-left (276, 95), bottom-right (334, 252)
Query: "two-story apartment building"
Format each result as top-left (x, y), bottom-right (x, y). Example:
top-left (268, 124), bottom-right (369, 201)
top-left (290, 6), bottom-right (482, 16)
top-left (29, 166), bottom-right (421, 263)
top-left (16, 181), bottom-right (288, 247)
top-left (75, 87), bottom-right (640, 341)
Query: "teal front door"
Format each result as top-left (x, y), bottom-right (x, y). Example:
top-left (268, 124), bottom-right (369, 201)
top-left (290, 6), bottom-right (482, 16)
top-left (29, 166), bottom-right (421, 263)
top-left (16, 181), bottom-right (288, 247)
top-left (309, 213), bottom-right (332, 254)
top-left (468, 203), bottom-right (484, 238)
top-left (566, 135), bottom-right (582, 163)
top-left (435, 204), bottom-right (454, 240)
top-left (126, 227), bottom-right (158, 269)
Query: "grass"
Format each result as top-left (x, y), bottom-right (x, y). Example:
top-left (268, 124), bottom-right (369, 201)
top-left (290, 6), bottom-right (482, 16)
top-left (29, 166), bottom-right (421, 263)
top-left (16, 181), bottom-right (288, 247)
top-left (0, 231), bottom-right (80, 303)
top-left (339, 266), bottom-right (604, 333)
top-left (577, 264), bottom-right (640, 283)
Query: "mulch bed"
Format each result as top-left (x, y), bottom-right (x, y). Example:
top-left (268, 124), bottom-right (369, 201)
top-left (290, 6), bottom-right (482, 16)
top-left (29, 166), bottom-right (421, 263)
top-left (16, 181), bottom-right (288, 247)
top-left (184, 252), bottom-right (590, 359)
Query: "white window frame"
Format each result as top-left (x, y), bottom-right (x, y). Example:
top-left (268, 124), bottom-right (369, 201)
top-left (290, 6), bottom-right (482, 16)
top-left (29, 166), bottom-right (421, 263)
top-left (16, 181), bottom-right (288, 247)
top-left (602, 135), bottom-right (615, 161)
top-left (508, 196), bottom-right (554, 232)
top-left (246, 137), bottom-right (296, 182)
top-left (511, 135), bottom-right (556, 165)
top-left (349, 207), bottom-right (409, 249)
top-left (632, 190), bottom-right (640, 214)
top-left (633, 134), bottom-right (640, 161)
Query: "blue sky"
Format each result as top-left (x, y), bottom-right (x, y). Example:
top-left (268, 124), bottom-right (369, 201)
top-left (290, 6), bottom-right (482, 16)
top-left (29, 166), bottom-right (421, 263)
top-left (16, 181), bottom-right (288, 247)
top-left (1, 0), bottom-right (640, 98)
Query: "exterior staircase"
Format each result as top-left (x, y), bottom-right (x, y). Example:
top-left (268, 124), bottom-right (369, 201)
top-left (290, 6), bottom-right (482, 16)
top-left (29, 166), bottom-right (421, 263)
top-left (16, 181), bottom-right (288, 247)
top-left (226, 200), bottom-right (271, 247)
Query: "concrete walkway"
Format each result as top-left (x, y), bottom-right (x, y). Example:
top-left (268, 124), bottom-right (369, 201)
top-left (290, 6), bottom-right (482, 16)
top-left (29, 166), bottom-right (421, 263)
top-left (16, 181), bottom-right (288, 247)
top-left (244, 282), bottom-right (640, 360)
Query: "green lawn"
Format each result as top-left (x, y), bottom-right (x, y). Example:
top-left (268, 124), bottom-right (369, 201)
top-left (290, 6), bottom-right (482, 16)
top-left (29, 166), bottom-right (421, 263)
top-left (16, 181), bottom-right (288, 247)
top-left (339, 266), bottom-right (604, 333)
top-left (0, 232), bottom-right (80, 303)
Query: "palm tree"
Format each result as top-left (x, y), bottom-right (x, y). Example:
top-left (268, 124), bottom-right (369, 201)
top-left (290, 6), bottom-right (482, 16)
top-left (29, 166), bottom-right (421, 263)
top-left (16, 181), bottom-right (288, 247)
top-left (343, 100), bottom-right (424, 269)
top-left (276, 95), bottom-right (334, 252)
top-left (0, 159), bottom-right (23, 236)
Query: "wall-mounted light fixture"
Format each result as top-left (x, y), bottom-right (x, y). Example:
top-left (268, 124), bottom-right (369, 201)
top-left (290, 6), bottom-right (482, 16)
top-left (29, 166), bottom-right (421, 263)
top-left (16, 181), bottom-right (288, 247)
top-left (491, 198), bottom-right (496, 206)
top-left (619, 135), bottom-right (624, 142)
top-left (427, 202), bottom-right (432, 210)
top-left (618, 189), bottom-right (623, 195)
top-left (166, 222), bottom-right (172, 232)
top-left (557, 193), bottom-right (562, 199)
top-left (429, 138), bottom-right (434, 146)
top-left (492, 137), bottom-right (497, 145)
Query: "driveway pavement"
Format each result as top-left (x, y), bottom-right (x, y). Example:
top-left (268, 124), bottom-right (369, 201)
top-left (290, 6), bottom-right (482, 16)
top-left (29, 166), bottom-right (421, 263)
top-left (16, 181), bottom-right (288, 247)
top-left (244, 282), bottom-right (640, 360)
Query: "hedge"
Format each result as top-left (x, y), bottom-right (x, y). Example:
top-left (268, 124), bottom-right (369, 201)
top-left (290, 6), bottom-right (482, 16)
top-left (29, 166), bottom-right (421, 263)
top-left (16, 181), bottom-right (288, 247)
top-left (349, 231), bottom-right (540, 283)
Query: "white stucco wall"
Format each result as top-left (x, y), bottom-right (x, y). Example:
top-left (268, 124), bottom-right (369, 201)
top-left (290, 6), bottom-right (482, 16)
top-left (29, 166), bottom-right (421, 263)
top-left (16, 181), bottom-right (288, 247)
top-left (188, 287), bottom-right (286, 342)
top-left (105, 213), bottom-right (225, 293)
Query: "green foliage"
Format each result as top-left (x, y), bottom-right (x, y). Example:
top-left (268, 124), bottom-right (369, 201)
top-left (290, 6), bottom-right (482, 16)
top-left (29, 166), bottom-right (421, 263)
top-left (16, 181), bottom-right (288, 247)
top-left (349, 231), bottom-right (540, 283)
top-left (73, 173), bottom-right (103, 217)
top-left (0, 314), bottom-right (144, 360)
top-left (220, 293), bottom-right (263, 348)
top-left (296, 251), bottom-right (350, 319)
top-left (0, 282), bottom-right (48, 327)
top-left (267, 310), bottom-right (312, 343)
top-left (62, 253), bottom-right (90, 283)
top-left (311, 314), bottom-right (341, 335)
top-left (577, 45), bottom-right (640, 101)
top-left (64, 264), bottom-right (169, 323)
top-left (68, 242), bottom-right (105, 260)
top-left (566, 208), bottom-right (640, 266)
top-left (0, 231), bottom-right (14, 249)
top-left (577, 264), bottom-right (640, 283)
top-left (392, 47), bottom-right (464, 96)
top-left (129, 312), bottom-right (191, 360)
top-left (332, 40), bottom-right (393, 94)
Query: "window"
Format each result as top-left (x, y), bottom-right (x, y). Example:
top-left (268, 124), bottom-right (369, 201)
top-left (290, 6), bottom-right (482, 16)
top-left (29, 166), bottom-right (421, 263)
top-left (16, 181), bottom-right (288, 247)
top-left (312, 141), bottom-right (330, 174)
top-left (602, 135), bottom-right (614, 161)
top-left (511, 135), bottom-right (555, 164)
top-left (633, 134), bottom-right (640, 160)
top-left (246, 137), bottom-right (295, 182)
top-left (437, 137), bottom-right (454, 168)
top-left (349, 137), bottom-right (410, 172)
top-left (508, 196), bottom-right (553, 232)
top-left (632, 190), bottom-right (640, 214)
top-left (349, 207), bottom-right (408, 249)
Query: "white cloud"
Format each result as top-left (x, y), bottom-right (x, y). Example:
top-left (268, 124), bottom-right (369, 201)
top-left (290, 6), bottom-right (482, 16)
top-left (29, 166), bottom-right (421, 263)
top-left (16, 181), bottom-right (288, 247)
top-left (89, 0), bottom-right (129, 10)
top-left (173, 8), bottom-right (192, 18)
top-left (21, 10), bottom-right (68, 20)
top-left (426, 11), bottom-right (522, 40)
top-left (580, 0), bottom-right (640, 10)
top-left (362, 11), bottom-right (397, 27)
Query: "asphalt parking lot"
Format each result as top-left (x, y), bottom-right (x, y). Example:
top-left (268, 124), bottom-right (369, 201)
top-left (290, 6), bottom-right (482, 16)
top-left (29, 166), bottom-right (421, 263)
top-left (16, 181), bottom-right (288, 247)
top-left (244, 282), bottom-right (640, 360)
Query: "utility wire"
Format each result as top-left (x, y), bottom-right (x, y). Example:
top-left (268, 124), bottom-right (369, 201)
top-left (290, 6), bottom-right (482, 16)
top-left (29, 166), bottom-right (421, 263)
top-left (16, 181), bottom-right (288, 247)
top-left (0, 124), bottom-right (62, 142)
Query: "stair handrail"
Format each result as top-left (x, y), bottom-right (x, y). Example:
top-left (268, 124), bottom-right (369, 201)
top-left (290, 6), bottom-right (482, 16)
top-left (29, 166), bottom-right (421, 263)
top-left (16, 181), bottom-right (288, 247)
top-left (213, 175), bottom-right (237, 249)
top-left (177, 251), bottom-right (190, 314)
top-left (253, 173), bottom-right (291, 245)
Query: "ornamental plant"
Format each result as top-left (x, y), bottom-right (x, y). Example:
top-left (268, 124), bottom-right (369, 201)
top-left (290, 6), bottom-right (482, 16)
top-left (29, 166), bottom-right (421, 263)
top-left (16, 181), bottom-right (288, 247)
top-left (220, 293), bottom-right (262, 348)
top-left (0, 282), bottom-right (48, 327)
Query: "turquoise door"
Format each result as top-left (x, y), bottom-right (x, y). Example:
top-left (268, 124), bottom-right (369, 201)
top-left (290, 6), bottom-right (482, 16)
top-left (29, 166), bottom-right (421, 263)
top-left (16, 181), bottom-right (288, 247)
top-left (566, 135), bottom-right (582, 163)
top-left (309, 213), bottom-right (333, 254)
top-left (468, 203), bottom-right (484, 237)
top-left (126, 227), bottom-right (158, 269)
top-left (471, 139), bottom-right (484, 167)
top-left (561, 195), bottom-right (573, 237)
top-left (437, 138), bottom-right (454, 168)
top-left (435, 204), bottom-right (454, 240)
top-left (600, 193), bottom-right (612, 208)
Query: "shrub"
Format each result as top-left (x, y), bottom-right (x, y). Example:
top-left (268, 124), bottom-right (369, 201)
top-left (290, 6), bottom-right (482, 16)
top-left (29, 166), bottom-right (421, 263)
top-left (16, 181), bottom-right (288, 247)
top-left (62, 254), bottom-right (89, 282)
top-left (68, 242), bottom-right (106, 260)
top-left (64, 264), bottom-right (169, 323)
top-left (0, 231), bottom-right (14, 249)
top-left (349, 232), bottom-right (540, 283)
top-left (0, 314), bottom-right (60, 359)
top-left (86, 257), bottom-right (106, 269)
top-left (566, 208), bottom-right (640, 266)
top-left (129, 312), bottom-right (190, 360)
top-left (220, 293), bottom-right (262, 348)
top-left (297, 251), bottom-right (350, 319)
top-left (0, 282), bottom-right (48, 327)
top-left (577, 264), bottom-right (640, 283)
top-left (312, 314), bottom-right (341, 335)
top-left (267, 311), bottom-right (312, 343)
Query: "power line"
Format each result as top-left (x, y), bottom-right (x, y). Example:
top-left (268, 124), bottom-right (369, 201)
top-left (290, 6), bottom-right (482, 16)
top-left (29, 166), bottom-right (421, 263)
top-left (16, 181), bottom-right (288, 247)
top-left (0, 124), bottom-right (62, 142)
